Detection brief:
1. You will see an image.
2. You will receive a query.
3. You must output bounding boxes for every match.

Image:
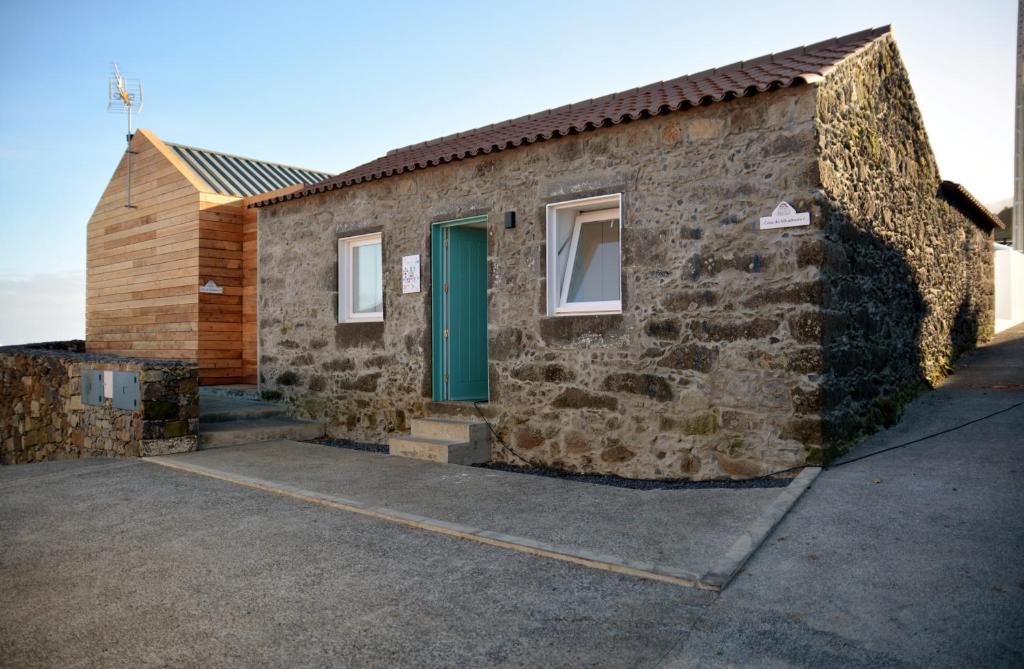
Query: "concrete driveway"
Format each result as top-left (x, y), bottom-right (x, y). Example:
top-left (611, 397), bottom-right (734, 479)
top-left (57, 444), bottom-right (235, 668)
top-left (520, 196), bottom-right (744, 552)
top-left (0, 457), bottom-right (712, 667)
top-left (2, 324), bottom-right (1022, 667)
top-left (666, 324), bottom-right (1024, 667)
top-left (144, 439), bottom-right (815, 590)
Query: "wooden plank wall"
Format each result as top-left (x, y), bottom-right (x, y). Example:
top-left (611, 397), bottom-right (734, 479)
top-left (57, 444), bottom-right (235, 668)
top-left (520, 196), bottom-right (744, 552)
top-left (86, 132), bottom-right (202, 360)
top-left (87, 130), bottom-right (310, 385)
top-left (197, 194), bottom-right (247, 385)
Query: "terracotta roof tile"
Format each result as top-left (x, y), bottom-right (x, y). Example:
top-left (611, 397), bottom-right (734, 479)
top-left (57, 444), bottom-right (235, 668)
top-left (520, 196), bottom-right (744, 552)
top-left (940, 181), bottom-right (1006, 231)
top-left (253, 26), bottom-right (891, 208)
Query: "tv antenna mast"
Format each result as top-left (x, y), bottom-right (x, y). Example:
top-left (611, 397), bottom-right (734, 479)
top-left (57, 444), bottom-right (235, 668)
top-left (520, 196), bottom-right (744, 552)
top-left (107, 63), bottom-right (143, 208)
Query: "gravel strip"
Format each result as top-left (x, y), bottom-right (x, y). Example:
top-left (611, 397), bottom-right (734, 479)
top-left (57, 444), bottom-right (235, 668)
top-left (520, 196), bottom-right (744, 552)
top-left (474, 462), bottom-right (793, 490)
top-left (305, 439), bottom-right (792, 489)
top-left (308, 437), bottom-right (389, 454)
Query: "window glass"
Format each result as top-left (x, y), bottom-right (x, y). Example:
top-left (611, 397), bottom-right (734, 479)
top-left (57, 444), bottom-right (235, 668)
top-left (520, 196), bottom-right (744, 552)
top-left (545, 194), bottom-right (622, 316)
top-left (338, 232), bottom-right (383, 323)
top-left (352, 242), bottom-right (382, 314)
top-left (566, 218), bottom-right (620, 303)
top-left (554, 218), bottom-right (574, 292)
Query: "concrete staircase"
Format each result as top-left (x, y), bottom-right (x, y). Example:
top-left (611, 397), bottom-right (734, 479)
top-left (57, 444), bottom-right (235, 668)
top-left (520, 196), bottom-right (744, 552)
top-left (199, 392), bottom-right (324, 449)
top-left (389, 417), bottom-right (491, 465)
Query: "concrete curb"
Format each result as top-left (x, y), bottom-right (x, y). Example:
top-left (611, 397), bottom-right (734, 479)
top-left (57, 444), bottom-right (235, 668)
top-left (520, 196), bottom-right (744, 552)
top-left (700, 466), bottom-right (822, 590)
top-left (145, 457), bottom-right (818, 592)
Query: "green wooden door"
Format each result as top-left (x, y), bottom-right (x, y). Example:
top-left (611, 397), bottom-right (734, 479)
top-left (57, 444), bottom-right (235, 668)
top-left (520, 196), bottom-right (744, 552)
top-left (446, 227), bottom-right (488, 400)
top-left (432, 220), bottom-right (488, 401)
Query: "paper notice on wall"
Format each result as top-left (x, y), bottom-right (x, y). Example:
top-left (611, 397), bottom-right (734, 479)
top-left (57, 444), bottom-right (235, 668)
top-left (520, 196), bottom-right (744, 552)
top-left (759, 201), bottom-right (810, 230)
top-left (402, 255), bottom-right (421, 293)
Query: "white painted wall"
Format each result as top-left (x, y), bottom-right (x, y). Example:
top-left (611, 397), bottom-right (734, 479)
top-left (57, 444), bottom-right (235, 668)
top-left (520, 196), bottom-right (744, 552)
top-left (994, 243), bottom-right (1024, 332)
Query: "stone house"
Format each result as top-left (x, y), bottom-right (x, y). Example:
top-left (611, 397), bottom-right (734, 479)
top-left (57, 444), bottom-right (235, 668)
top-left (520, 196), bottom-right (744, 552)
top-left (252, 26), bottom-right (1000, 480)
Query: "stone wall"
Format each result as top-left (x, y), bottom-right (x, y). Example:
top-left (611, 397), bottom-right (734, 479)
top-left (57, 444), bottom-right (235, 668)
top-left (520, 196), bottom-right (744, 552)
top-left (811, 35), bottom-right (995, 455)
top-left (0, 341), bottom-right (198, 464)
top-left (259, 85), bottom-right (826, 479)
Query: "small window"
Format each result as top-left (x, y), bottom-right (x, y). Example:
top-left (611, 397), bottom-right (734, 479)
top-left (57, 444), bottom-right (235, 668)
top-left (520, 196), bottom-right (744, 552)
top-left (546, 194), bottom-right (622, 315)
top-left (338, 232), bottom-right (383, 322)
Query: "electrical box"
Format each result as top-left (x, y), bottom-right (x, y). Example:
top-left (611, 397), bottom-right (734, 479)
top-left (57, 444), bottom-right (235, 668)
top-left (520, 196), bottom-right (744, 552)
top-left (111, 371), bottom-right (140, 411)
top-left (81, 370), bottom-right (105, 406)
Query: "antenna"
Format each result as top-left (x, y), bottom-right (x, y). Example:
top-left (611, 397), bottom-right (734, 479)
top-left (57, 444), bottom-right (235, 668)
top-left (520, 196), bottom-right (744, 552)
top-left (107, 63), bottom-right (143, 208)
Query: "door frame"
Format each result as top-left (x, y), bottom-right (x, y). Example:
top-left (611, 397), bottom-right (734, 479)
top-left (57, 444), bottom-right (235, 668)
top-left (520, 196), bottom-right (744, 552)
top-left (431, 215), bottom-right (489, 402)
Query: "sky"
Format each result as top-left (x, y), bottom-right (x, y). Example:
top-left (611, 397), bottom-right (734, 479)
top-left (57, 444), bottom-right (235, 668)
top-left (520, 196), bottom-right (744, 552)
top-left (0, 0), bottom-right (1017, 344)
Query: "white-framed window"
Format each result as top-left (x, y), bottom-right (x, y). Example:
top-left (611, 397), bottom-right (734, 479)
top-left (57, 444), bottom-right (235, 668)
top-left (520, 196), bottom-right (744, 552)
top-left (338, 232), bottom-right (384, 322)
top-left (545, 193), bottom-right (622, 316)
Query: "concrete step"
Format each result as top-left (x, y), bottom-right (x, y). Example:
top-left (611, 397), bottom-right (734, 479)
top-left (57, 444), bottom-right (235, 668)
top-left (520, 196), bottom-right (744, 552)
top-left (410, 416), bottom-right (490, 443)
top-left (200, 396), bottom-right (289, 423)
top-left (389, 434), bottom-right (490, 465)
top-left (199, 385), bottom-right (261, 401)
top-left (199, 417), bottom-right (325, 449)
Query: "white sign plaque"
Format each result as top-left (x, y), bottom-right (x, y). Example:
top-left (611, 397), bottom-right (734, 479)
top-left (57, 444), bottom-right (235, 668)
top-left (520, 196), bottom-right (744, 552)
top-left (759, 201), bottom-right (810, 230)
top-left (401, 255), bottom-right (421, 294)
top-left (103, 371), bottom-right (113, 399)
top-left (199, 280), bottom-right (224, 294)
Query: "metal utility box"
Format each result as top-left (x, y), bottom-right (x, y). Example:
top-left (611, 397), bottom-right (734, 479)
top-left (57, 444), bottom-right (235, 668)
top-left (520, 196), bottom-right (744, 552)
top-left (111, 371), bottom-right (140, 411)
top-left (81, 369), bottom-right (104, 406)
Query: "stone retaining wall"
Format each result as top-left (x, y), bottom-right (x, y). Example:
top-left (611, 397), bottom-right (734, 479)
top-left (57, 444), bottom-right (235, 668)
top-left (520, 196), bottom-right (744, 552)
top-left (0, 341), bottom-right (198, 464)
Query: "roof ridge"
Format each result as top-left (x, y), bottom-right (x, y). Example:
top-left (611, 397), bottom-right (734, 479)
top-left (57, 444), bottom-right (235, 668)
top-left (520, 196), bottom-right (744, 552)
top-left (940, 180), bottom-right (1005, 231)
top-left (255, 25), bottom-right (892, 208)
top-left (379, 26), bottom-right (891, 162)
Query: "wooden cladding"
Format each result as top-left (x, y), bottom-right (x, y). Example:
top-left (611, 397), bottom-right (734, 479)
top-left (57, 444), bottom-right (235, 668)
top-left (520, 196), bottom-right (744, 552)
top-left (85, 130), bottom-right (311, 384)
top-left (86, 129), bottom-right (256, 385)
top-left (198, 194), bottom-right (248, 385)
top-left (86, 131), bottom-right (201, 365)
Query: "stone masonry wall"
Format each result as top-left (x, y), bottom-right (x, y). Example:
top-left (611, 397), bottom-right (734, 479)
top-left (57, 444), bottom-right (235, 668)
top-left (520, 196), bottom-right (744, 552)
top-left (259, 86), bottom-right (826, 479)
top-left (0, 341), bottom-right (198, 464)
top-left (811, 36), bottom-right (995, 455)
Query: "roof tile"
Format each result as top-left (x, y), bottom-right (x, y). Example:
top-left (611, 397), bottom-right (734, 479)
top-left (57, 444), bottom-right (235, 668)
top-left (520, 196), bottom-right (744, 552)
top-left (254, 26), bottom-right (891, 207)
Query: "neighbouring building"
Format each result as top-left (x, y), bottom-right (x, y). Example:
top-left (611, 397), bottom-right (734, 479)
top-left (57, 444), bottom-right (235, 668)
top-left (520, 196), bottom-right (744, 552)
top-left (247, 26), bottom-right (997, 479)
top-left (85, 129), bottom-right (328, 384)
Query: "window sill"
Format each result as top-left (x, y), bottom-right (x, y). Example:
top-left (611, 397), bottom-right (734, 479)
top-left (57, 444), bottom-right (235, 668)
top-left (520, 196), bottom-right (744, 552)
top-left (339, 317), bottom-right (384, 324)
top-left (552, 302), bottom-right (622, 317)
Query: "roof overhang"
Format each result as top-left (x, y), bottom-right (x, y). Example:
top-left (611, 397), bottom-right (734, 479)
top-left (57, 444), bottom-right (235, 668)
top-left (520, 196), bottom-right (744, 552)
top-left (251, 26), bottom-right (892, 209)
top-left (940, 181), bottom-right (1006, 232)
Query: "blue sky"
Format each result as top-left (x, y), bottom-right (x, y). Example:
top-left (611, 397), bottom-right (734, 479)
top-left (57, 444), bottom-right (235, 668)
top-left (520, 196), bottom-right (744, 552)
top-left (0, 0), bottom-right (1016, 343)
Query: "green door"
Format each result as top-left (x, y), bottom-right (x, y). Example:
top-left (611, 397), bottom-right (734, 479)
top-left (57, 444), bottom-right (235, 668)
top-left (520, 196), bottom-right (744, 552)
top-left (432, 219), bottom-right (489, 401)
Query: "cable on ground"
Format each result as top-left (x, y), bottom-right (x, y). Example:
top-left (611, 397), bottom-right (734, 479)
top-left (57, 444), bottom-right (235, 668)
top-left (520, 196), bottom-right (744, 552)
top-left (734, 399), bottom-right (1024, 482)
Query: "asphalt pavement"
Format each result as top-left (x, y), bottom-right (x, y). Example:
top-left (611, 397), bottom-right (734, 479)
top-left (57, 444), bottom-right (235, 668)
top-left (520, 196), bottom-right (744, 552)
top-left (665, 324), bottom-right (1024, 668)
top-left (2, 325), bottom-right (1022, 667)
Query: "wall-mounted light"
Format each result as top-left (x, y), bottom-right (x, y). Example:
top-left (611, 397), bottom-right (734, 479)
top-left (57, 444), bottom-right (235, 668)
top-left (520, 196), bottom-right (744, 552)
top-left (504, 211), bottom-right (516, 229)
top-left (199, 280), bottom-right (223, 294)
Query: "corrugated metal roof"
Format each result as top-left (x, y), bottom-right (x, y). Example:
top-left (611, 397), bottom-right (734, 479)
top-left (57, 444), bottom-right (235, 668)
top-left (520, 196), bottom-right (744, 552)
top-left (253, 26), bottom-right (891, 208)
top-left (166, 142), bottom-right (330, 198)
